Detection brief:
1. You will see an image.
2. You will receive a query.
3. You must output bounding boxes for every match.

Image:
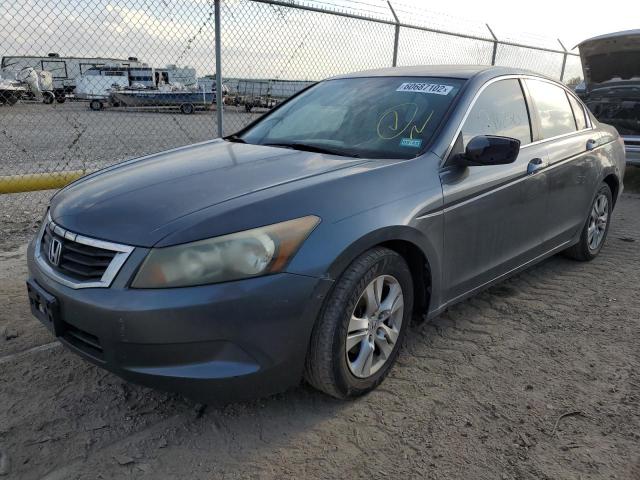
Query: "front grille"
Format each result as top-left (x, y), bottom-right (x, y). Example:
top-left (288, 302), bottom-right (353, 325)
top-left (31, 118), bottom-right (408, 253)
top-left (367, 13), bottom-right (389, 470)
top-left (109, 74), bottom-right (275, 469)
top-left (36, 214), bottom-right (134, 289)
top-left (41, 226), bottom-right (125, 281)
top-left (41, 225), bottom-right (117, 281)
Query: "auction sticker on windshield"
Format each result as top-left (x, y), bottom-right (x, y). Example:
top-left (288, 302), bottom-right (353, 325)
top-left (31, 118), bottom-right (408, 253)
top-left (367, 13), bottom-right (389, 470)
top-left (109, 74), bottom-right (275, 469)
top-left (396, 83), bottom-right (454, 95)
top-left (399, 138), bottom-right (422, 148)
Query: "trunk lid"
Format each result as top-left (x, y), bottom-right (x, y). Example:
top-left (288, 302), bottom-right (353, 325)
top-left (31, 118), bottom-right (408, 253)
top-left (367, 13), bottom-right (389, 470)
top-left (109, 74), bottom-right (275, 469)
top-left (578, 30), bottom-right (640, 136)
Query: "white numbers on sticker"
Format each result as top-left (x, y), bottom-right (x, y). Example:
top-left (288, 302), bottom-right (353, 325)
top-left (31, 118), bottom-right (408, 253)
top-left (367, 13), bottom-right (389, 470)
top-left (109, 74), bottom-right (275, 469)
top-left (396, 83), bottom-right (453, 95)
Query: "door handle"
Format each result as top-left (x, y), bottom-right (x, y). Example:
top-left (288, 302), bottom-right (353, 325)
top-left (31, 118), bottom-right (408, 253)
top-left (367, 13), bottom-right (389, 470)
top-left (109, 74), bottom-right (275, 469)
top-left (586, 139), bottom-right (598, 151)
top-left (527, 158), bottom-right (545, 175)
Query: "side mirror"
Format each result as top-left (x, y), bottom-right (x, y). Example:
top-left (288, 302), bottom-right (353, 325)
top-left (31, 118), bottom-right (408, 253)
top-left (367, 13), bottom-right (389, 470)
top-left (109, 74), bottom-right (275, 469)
top-left (461, 135), bottom-right (520, 166)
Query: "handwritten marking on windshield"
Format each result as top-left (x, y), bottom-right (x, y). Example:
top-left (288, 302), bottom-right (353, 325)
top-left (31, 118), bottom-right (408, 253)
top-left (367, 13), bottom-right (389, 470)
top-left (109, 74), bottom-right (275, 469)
top-left (409, 111), bottom-right (434, 139)
top-left (377, 103), bottom-right (418, 140)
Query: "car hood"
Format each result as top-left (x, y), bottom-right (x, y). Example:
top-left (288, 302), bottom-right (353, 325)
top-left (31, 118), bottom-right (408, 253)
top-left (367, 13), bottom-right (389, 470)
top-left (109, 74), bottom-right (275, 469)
top-left (51, 139), bottom-right (369, 247)
top-left (578, 30), bottom-right (640, 89)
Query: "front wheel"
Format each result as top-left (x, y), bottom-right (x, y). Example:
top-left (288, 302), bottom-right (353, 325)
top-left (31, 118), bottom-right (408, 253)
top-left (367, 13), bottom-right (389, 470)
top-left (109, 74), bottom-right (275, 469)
top-left (565, 182), bottom-right (612, 261)
top-left (305, 247), bottom-right (413, 399)
top-left (180, 103), bottom-right (194, 114)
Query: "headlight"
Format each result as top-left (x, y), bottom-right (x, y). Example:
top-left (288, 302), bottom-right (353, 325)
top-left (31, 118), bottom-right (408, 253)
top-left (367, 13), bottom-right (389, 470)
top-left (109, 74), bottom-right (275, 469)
top-left (131, 215), bottom-right (320, 288)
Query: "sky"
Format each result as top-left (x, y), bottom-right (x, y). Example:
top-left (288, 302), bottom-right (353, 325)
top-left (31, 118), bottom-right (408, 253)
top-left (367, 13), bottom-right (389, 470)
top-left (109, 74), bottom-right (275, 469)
top-left (388, 0), bottom-right (636, 49)
top-left (0, 0), bottom-right (635, 83)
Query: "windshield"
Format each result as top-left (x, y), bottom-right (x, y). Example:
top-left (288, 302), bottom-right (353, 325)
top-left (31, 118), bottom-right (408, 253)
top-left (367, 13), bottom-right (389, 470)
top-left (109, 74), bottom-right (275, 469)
top-left (236, 76), bottom-right (465, 159)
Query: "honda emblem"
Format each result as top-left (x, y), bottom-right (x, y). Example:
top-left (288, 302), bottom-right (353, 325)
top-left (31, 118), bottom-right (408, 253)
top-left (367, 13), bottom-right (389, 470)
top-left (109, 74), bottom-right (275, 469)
top-left (48, 237), bottom-right (62, 266)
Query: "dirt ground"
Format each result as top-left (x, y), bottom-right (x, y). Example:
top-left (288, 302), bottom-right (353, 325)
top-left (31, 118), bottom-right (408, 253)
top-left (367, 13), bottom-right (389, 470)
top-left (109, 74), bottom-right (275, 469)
top-left (1, 193), bottom-right (639, 479)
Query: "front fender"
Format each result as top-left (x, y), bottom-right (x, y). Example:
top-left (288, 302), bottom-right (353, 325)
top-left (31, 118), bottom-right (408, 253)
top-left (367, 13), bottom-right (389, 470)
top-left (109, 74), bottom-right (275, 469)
top-left (287, 197), bottom-right (445, 315)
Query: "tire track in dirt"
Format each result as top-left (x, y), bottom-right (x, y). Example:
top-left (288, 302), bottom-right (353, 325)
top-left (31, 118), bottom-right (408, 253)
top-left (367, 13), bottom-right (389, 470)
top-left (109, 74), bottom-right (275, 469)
top-left (1, 194), bottom-right (638, 479)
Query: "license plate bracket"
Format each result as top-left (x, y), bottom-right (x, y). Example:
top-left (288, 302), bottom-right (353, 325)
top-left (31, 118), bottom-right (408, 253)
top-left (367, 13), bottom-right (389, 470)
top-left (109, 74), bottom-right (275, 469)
top-left (26, 279), bottom-right (60, 335)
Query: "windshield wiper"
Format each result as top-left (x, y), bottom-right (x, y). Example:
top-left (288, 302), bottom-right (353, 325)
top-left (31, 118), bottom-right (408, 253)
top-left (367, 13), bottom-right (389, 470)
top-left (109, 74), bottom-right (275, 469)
top-left (262, 142), bottom-right (360, 158)
top-left (224, 134), bottom-right (246, 143)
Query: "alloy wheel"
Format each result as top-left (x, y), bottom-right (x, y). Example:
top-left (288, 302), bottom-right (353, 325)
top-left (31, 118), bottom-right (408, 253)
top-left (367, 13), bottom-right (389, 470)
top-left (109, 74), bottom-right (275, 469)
top-left (588, 193), bottom-right (609, 251)
top-left (345, 275), bottom-right (404, 378)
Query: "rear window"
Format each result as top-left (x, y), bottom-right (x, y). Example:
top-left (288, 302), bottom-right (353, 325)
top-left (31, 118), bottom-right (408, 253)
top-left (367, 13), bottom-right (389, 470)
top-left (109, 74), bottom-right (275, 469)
top-left (567, 94), bottom-right (588, 130)
top-left (526, 79), bottom-right (577, 138)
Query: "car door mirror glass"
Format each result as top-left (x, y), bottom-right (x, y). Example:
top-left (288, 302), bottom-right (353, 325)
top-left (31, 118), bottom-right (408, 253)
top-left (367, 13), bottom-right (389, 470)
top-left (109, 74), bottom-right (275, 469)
top-left (462, 135), bottom-right (520, 166)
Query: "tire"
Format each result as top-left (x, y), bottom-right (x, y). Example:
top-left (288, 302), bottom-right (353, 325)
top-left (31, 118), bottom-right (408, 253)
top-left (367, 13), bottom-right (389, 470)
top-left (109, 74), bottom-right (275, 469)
top-left (564, 182), bottom-right (613, 261)
top-left (5, 93), bottom-right (19, 106)
top-left (180, 103), bottom-right (194, 114)
top-left (305, 247), bottom-right (414, 399)
top-left (89, 100), bottom-right (103, 111)
top-left (42, 92), bottom-right (55, 105)
top-left (55, 95), bottom-right (66, 103)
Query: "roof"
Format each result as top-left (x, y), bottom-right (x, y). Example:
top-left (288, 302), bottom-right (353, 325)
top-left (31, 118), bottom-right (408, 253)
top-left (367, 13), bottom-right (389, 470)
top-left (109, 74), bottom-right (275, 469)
top-left (577, 29), bottom-right (640, 48)
top-left (330, 65), bottom-right (538, 81)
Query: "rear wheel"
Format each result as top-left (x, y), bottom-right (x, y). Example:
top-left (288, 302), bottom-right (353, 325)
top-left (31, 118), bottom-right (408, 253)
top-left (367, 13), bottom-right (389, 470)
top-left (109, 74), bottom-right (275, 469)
top-left (565, 182), bottom-right (612, 261)
top-left (89, 100), bottom-right (103, 111)
top-left (42, 92), bottom-right (54, 104)
top-left (305, 247), bottom-right (413, 399)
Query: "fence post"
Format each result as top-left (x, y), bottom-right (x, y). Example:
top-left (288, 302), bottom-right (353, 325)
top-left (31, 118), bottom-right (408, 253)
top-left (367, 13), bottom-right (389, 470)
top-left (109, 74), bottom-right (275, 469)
top-left (387, 1), bottom-right (400, 67)
top-left (486, 24), bottom-right (498, 65)
top-left (558, 38), bottom-right (568, 82)
top-left (214, 0), bottom-right (224, 137)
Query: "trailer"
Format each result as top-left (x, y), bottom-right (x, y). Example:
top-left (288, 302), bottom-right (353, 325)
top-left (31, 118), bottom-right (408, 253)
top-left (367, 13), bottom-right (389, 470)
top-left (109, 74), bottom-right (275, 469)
top-left (225, 78), bottom-right (313, 112)
top-left (0, 53), bottom-right (142, 102)
top-left (75, 65), bottom-right (201, 110)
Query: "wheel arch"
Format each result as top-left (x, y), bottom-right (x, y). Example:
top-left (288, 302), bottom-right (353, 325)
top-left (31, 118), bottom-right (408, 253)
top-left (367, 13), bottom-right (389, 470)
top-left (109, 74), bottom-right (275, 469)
top-left (602, 172), bottom-right (620, 208)
top-left (325, 226), bottom-right (436, 321)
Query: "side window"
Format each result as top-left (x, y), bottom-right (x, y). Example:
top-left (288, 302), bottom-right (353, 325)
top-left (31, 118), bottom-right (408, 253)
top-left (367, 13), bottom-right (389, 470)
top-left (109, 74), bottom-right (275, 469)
top-left (567, 93), bottom-right (588, 130)
top-left (526, 79), bottom-right (577, 138)
top-left (461, 79), bottom-right (531, 147)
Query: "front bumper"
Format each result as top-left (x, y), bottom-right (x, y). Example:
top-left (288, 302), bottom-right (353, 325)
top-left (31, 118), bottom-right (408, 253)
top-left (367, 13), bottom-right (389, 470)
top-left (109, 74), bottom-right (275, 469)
top-left (27, 241), bottom-right (331, 403)
top-left (624, 136), bottom-right (640, 166)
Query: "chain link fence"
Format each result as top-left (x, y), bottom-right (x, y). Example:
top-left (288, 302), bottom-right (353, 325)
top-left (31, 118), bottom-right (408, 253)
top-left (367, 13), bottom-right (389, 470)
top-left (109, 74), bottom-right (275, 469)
top-left (0, 0), bottom-right (582, 246)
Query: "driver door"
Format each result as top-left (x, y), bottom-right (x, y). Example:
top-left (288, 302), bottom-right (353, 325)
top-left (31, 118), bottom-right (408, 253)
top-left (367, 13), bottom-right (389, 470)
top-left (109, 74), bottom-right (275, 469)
top-left (440, 78), bottom-right (549, 302)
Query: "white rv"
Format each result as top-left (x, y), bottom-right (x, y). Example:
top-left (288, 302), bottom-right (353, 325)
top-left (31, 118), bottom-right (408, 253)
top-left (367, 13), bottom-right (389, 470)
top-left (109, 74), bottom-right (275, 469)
top-left (0, 53), bottom-right (142, 102)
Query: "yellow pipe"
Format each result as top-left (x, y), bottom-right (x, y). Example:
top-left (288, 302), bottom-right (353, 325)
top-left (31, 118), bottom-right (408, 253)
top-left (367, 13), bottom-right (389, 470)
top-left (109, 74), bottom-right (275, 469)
top-left (0, 170), bottom-right (87, 194)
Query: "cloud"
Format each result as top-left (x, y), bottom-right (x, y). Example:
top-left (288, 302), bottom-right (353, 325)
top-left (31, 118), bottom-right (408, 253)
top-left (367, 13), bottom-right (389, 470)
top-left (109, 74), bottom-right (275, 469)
top-left (0, 0), bottom-right (581, 81)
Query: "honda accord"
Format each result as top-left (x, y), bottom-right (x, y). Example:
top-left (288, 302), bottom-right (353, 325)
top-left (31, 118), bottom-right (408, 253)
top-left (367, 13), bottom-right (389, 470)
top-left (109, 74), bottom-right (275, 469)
top-left (27, 66), bottom-right (625, 402)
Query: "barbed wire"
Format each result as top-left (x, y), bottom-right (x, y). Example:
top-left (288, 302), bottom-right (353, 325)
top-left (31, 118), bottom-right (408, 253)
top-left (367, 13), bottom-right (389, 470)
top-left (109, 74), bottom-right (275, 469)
top-left (175, 0), bottom-right (217, 65)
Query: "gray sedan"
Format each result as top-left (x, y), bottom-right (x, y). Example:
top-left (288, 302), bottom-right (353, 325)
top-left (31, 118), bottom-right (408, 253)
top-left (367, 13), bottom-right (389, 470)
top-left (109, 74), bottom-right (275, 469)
top-left (27, 66), bottom-right (625, 402)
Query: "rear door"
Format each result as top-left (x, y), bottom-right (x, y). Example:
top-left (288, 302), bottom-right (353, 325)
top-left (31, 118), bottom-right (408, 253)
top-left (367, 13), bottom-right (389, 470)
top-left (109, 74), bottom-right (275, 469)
top-left (440, 78), bottom-right (549, 302)
top-left (525, 79), bottom-right (600, 248)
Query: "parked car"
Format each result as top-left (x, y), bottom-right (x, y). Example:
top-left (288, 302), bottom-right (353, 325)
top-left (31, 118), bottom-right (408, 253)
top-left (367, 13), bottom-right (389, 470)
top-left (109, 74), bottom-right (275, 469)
top-left (577, 30), bottom-right (640, 165)
top-left (27, 66), bottom-right (625, 403)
